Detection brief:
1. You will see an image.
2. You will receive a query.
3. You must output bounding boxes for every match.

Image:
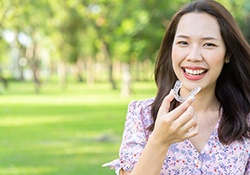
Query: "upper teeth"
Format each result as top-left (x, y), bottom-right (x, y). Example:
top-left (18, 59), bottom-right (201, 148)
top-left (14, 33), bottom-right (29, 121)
top-left (185, 68), bottom-right (206, 75)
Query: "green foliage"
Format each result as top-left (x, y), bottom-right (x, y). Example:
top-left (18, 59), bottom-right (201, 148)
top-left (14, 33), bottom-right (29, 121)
top-left (0, 81), bottom-right (156, 175)
top-left (0, 0), bottom-right (187, 64)
top-left (217, 0), bottom-right (250, 41)
top-left (0, 0), bottom-right (249, 83)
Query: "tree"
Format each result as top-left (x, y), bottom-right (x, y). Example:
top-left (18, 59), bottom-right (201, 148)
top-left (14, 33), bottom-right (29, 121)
top-left (0, 0), bottom-right (248, 95)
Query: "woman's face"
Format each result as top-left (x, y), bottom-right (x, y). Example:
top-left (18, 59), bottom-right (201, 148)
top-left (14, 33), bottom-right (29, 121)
top-left (172, 12), bottom-right (226, 96)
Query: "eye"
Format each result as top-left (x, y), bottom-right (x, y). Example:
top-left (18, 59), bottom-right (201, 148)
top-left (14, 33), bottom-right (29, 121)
top-left (177, 41), bottom-right (188, 45)
top-left (204, 43), bottom-right (217, 47)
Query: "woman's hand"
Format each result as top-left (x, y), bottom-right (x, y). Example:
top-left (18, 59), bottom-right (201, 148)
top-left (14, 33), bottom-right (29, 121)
top-left (122, 90), bottom-right (199, 175)
top-left (151, 90), bottom-right (198, 146)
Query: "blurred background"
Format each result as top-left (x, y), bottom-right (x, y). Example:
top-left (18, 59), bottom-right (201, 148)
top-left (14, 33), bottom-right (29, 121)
top-left (0, 0), bottom-right (249, 174)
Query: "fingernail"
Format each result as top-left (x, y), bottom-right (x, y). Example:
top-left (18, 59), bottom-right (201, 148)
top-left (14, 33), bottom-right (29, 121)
top-left (188, 95), bottom-right (195, 102)
top-left (170, 89), bottom-right (174, 94)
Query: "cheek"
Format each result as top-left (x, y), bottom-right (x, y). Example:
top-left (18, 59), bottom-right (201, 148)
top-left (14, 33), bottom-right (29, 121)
top-left (206, 51), bottom-right (225, 67)
top-left (171, 55), bottom-right (182, 77)
top-left (213, 59), bottom-right (225, 73)
top-left (207, 54), bottom-right (225, 77)
top-left (172, 47), bottom-right (185, 69)
top-left (171, 46), bottom-right (179, 59)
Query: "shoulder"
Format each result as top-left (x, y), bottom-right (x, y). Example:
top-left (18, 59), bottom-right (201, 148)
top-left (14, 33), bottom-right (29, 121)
top-left (126, 98), bottom-right (155, 128)
top-left (128, 98), bottom-right (154, 116)
top-left (128, 98), bottom-right (154, 109)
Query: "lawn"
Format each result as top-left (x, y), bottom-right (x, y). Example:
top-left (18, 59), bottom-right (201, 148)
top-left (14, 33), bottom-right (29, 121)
top-left (0, 81), bottom-right (156, 175)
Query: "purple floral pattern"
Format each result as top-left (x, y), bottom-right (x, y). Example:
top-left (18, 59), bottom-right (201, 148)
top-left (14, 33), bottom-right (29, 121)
top-left (103, 99), bottom-right (250, 175)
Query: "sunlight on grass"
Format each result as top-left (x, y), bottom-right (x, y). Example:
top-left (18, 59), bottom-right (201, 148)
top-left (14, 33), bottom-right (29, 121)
top-left (0, 166), bottom-right (56, 175)
top-left (0, 116), bottom-right (67, 126)
top-left (0, 95), bottom-right (127, 105)
top-left (0, 81), bottom-right (156, 175)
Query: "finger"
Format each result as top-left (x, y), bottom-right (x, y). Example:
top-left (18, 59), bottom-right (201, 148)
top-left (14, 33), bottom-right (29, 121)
top-left (181, 111), bottom-right (198, 139)
top-left (187, 112), bottom-right (197, 132)
top-left (158, 90), bottom-right (175, 117)
top-left (184, 122), bottom-right (199, 139)
top-left (175, 106), bottom-right (195, 127)
top-left (182, 110), bottom-right (197, 131)
top-left (170, 96), bottom-right (195, 120)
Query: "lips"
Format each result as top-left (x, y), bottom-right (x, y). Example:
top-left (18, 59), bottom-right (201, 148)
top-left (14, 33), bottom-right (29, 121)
top-left (182, 67), bottom-right (208, 80)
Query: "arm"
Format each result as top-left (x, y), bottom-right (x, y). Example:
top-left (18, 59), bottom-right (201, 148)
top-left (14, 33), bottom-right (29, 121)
top-left (120, 170), bottom-right (130, 175)
top-left (123, 91), bottom-right (198, 175)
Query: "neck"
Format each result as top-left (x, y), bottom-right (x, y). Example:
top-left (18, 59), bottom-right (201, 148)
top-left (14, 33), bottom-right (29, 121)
top-left (192, 90), bottom-right (220, 113)
top-left (179, 84), bottom-right (220, 113)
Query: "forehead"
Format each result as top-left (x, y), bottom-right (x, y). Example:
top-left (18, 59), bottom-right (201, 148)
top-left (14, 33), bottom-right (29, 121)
top-left (175, 12), bottom-right (222, 38)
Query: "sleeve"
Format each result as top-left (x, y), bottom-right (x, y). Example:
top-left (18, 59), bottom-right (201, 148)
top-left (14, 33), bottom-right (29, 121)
top-left (244, 158), bottom-right (250, 175)
top-left (245, 114), bottom-right (250, 175)
top-left (102, 100), bottom-right (149, 174)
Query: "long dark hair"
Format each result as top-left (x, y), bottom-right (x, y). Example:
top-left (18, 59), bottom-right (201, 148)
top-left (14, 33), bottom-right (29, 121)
top-left (150, 0), bottom-right (250, 144)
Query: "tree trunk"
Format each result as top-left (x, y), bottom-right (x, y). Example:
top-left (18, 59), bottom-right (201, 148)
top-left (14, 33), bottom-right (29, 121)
top-left (58, 60), bottom-right (67, 89)
top-left (0, 66), bottom-right (8, 93)
top-left (121, 62), bottom-right (131, 96)
top-left (26, 43), bottom-right (41, 93)
top-left (102, 42), bottom-right (116, 89)
top-left (76, 59), bottom-right (84, 82)
top-left (108, 63), bottom-right (116, 89)
top-left (86, 57), bottom-right (95, 84)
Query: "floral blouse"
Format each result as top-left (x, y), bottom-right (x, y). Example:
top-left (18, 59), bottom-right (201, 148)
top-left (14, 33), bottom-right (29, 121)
top-left (103, 98), bottom-right (250, 175)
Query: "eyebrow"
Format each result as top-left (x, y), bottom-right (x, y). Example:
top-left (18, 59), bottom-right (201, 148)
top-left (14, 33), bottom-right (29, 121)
top-left (176, 34), bottom-right (219, 41)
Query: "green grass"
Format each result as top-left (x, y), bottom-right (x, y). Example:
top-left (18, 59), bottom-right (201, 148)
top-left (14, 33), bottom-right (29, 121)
top-left (0, 81), bottom-right (156, 175)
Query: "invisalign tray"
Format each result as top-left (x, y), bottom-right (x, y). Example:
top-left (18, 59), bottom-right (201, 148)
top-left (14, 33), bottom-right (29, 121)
top-left (173, 80), bottom-right (201, 103)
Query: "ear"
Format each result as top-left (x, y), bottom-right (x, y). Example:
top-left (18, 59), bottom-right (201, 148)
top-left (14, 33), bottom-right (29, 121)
top-left (225, 58), bottom-right (230, 63)
top-left (224, 53), bottom-right (231, 64)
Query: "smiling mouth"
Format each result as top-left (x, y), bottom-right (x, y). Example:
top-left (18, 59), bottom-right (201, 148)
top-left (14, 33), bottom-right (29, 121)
top-left (183, 68), bottom-right (207, 76)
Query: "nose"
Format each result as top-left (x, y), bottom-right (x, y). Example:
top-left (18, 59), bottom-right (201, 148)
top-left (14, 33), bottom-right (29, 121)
top-left (186, 45), bottom-right (203, 62)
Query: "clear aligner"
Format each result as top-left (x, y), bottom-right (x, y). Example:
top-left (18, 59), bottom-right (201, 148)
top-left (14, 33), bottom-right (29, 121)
top-left (173, 80), bottom-right (201, 103)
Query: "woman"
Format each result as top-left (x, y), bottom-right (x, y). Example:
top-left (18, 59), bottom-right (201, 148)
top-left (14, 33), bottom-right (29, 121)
top-left (103, 0), bottom-right (250, 174)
